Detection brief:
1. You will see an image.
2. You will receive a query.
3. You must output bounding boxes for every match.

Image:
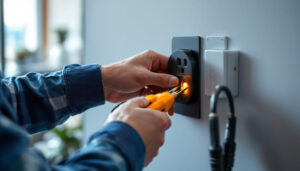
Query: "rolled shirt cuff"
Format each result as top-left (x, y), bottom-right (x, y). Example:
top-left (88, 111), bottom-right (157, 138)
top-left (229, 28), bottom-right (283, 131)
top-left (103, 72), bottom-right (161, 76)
top-left (88, 121), bottom-right (146, 171)
top-left (63, 64), bottom-right (105, 115)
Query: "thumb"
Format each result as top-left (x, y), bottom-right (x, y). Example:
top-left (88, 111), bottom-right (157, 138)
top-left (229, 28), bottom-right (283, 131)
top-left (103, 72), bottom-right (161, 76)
top-left (146, 72), bottom-right (179, 88)
top-left (127, 97), bottom-right (149, 108)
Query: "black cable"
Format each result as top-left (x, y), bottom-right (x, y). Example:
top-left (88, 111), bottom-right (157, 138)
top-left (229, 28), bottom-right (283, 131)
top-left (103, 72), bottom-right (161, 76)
top-left (210, 85), bottom-right (235, 115)
top-left (223, 114), bottom-right (236, 171)
top-left (209, 85), bottom-right (236, 171)
top-left (209, 112), bottom-right (223, 171)
top-left (111, 101), bottom-right (126, 112)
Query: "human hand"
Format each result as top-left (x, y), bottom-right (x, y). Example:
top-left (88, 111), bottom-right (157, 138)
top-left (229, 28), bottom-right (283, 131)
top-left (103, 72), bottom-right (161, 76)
top-left (101, 50), bottom-right (179, 103)
top-left (105, 97), bottom-right (171, 167)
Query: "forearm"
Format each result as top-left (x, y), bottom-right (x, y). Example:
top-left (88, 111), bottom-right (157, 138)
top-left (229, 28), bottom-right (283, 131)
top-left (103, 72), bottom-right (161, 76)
top-left (55, 122), bottom-right (146, 171)
top-left (0, 115), bottom-right (145, 171)
top-left (1, 64), bottom-right (105, 133)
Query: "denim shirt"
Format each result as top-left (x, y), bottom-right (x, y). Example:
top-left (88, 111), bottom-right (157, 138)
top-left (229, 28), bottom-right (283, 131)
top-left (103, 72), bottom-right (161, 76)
top-left (0, 64), bottom-right (145, 171)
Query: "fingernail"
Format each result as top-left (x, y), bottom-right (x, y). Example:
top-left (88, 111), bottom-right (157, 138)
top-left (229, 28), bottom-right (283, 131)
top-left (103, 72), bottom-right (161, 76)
top-left (169, 76), bottom-right (178, 86)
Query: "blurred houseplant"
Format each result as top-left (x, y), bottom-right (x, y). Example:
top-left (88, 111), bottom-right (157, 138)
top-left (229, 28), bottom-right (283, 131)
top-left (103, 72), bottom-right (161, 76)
top-left (34, 116), bottom-right (83, 164)
top-left (55, 27), bottom-right (69, 65)
top-left (16, 47), bottom-right (39, 64)
top-left (55, 28), bottom-right (68, 45)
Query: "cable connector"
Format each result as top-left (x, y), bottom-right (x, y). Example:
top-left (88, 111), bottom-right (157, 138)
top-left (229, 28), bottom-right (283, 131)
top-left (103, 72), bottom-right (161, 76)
top-left (209, 112), bottom-right (223, 171)
top-left (223, 114), bottom-right (236, 171)
top-left (209, 86), bottom-right (237, 171)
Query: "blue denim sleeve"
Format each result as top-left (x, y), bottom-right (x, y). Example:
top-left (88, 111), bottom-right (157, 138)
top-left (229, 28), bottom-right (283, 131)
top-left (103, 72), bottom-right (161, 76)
top-left (0, 115), bottom-right (146, 171)
top-left (55, 121), bottom-right (145, 171)
top-left (0, 64), bottom-right (146, 170)
top-left (2, 64), bottom-right (105, 134)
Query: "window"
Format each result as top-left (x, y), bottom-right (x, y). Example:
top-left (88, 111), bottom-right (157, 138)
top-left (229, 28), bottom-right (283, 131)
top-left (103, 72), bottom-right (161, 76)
top-left (4, 0), bottom-right (42, 75)
top-left (3, 0), bottom-right (82, 77)
top-left (2, 0), bottom-right (84, 161)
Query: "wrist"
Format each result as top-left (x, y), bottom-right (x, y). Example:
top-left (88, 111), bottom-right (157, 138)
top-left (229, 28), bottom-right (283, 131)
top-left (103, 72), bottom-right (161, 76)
top-left (64, 64), bottom-right (105, 114)
top-left (101, 65), bottom-right (108, 100)
top-left (101, 64), bottom-right (115, 100)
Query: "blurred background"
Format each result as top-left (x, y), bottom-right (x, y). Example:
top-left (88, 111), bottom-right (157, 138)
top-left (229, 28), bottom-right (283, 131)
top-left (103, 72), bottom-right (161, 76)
top-left (1, 0), bottom-right (300, 170)
top-left (3, 0), bottom-right (82, 77)
top-left (83, 1), bottom-right (300, 171)
top-left (1, 0), bottom-right (83, 163)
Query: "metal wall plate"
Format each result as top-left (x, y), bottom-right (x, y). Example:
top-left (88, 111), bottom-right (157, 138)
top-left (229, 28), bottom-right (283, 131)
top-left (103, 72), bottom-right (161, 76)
top-left (168, 36), bottom-right (201, 118)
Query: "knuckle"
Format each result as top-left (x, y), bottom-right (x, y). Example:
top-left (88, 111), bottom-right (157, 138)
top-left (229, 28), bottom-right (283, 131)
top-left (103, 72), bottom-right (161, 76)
top-left (135, 71), bottom-right (146, 86)
top-left (123, 101), bottom-right (137, 111)
top-left (145, 49), bottom-right (154, 55)
top-left (158, 116), bottom-right (168, 129)
top-left (159, 114), bottom-right (170, 128)
top-left (160, 136), bottom-right (165, 146)
top-left (124, 100), bottom-right (134, 107)
top-left (123, 106), bottom-right (131, 113)
top-left (148, 111), bottom-right (169, 128)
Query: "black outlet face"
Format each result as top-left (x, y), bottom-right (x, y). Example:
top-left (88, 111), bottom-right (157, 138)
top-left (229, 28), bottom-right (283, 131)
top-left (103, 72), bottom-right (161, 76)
top-left (168, 37), bottom-right (201, 118)
top-left (169, 50), bottom-right (195, 103)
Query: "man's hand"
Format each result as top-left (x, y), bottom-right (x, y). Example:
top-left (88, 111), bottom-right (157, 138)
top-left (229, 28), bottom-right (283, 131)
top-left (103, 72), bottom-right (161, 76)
top-left (105, 97), bottom-right (171, 167)
top-left (101, 50), bottom-right (179, 103)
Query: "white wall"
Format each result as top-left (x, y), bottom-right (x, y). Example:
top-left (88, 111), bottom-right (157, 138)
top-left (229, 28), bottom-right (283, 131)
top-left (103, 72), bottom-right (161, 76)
top-left (83, 0), bottom-right (300, 170)
top-left (47, 0), bottom-right (82, 61)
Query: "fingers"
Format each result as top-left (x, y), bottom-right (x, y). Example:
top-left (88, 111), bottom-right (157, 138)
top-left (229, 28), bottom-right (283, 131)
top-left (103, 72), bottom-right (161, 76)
top-left (140, 50), bottom-right (169, 71)
top-left (145, 50), bottom-right (179, 88)
top-left (160, 112), bottom-right (172, 130)
top-left (136, 105), bottom-right (172, 130)
top-left (148, 50), bottom-right (170, 72)
top-left (123, 95), bottom-right (172, 130)
top-left (127, 97), bottom-right (149, 108)
top-left (124, 95), bottom-right (173, 128)
top-left (162, 112), bottom-right (172, 130)
top-left (127, 96), bottom-right (172, 130)
top-left (146, 72), bottom-right (179, 88)
top-left (138, 86), bottom-right (168, 96)
top-left (151, 110), bottom-right (172, 130)
top-left (147, 85), bottom-right (168, 94)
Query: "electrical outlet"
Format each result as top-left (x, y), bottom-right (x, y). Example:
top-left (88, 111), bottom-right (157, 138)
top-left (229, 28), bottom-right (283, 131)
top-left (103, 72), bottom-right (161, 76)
top-left (168, 36), bottom-right (201, 118)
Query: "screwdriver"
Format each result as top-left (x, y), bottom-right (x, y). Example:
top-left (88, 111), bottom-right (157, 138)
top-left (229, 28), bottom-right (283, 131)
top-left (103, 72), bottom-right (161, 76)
top-left (145, 86), bottom-right (187, 115)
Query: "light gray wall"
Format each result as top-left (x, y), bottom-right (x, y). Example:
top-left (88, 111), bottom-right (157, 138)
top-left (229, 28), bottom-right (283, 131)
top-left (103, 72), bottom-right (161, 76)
top-left (83, 0), bottom-right (300, 170)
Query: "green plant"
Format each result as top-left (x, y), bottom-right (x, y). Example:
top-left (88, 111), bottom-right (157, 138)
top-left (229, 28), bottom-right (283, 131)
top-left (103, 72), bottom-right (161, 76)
top-left (16, 48), bottom-right (36, 61)
top-left (49, 123), bottom-right (82, 163)
top-left (55, 27), bottom-right (68, 44)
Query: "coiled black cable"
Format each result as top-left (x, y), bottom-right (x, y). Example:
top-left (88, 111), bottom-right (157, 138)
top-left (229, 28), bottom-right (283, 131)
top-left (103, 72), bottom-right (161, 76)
top-left (209, 85), bottom-right (236, 171)
top-left (210, 85), bottom-right (235, 114)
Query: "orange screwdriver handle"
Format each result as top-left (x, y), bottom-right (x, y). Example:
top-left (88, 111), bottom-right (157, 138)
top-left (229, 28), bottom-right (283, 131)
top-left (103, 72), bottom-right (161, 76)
top-left (145, 92), bottom-right (175, 113)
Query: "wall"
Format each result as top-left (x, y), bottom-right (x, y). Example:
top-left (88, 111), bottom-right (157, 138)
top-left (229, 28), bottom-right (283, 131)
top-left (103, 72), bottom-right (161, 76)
top-left (47, 0), bottom-right (82, 62)
top-left (83, 0), bottom-right (300, 170)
